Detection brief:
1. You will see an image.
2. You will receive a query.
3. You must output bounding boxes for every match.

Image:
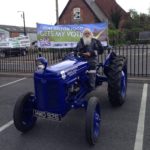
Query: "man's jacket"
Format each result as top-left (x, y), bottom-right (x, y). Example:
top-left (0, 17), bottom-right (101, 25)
top-left (74, 38), bottom-right (104, 58)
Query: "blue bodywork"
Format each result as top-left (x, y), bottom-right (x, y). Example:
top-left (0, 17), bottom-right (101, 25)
top-left (33, 52), bottom-right (127, 118)
top-left (34, 57), bottom-right (90, 117)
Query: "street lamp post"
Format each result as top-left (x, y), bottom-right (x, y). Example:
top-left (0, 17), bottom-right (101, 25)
top-left (56, 0), bottom-right (59, 25)
top-left (18, 11), bottom-right (26, 36)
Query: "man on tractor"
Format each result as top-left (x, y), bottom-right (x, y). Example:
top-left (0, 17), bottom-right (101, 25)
top-left (74, 28), bottom-right (104, 89)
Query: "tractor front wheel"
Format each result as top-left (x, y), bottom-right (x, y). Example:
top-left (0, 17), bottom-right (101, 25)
top-left (13, 92), bottom-right (37, 132)
top-left (86, 97), bottom-right (101, 145)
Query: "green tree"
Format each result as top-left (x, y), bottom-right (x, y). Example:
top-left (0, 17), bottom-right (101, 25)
top-left (126, 9), bottom-right (150, 30)
top-left (109, 9), bottom-right (150, 44)
top-left (124, 9), bottom-right (150, 43)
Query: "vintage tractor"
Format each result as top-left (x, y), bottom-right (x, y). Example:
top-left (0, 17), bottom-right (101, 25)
top-left (13, 50), bottom-right (127, 145)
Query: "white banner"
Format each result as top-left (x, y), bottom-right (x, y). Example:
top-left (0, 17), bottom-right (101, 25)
top-left (0, 36), bottom-right (30, 48)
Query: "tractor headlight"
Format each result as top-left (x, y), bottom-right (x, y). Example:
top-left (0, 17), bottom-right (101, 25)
top-left (35, 57), bottom-right (48, 70)
top-left (36, 61), bottom-right (45, 70)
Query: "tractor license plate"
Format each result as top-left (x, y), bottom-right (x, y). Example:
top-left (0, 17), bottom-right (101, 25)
top-left (33, 109), bottom-right (61, 121)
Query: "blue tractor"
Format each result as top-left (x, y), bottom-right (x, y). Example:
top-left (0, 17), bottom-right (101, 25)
top-left (13, 50), bottom-right (127, 145)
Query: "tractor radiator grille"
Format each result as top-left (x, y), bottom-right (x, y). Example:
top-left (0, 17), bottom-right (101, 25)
top-left (35, 78), bottom-right (62, 110)
top-left (47, 80), bottom-right (60, 108)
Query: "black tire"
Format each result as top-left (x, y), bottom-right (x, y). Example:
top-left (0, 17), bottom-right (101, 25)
top-left (22, 50), bottom-right (26, 56)
top-left (13, 92), bottom-right (37, 132)
top-left (86, 97), bottom-right (101, 145)
top-left (107, 56), bottom-right (127, 106)
top-left (0, 52), bottom-right (6, 58)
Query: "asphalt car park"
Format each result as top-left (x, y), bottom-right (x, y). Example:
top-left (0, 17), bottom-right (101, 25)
top-left (0, 77), bottom-right (149, 150)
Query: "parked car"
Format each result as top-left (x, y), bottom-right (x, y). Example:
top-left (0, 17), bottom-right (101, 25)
top-left (0, 47), bottom-right (28, 58)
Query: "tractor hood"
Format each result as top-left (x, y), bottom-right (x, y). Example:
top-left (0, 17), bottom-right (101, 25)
top-left (46, 60), bottom-right (78, 72)
top-left (35, 60), bottom-right (88, 79)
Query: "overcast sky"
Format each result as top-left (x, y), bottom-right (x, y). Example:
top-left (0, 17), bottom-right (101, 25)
top-left (0, 0), bottom-right (149, 27)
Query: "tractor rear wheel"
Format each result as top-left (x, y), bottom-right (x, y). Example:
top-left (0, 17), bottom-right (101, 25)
top-left (107, 56), bottom-right (127, 106)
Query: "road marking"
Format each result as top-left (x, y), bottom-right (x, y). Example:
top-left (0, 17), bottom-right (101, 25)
top-left (134, 84), bottom-right (148, 150)
top-left (0, 78), bottom-right (26, 88)
top-left (0, 120), bottom-right (13, 133)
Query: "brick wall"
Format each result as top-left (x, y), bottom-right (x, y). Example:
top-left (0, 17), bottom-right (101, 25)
top-left (59, 0), bottom-right (99, 24)
top-left (59, 0), bottom-right (129, 29)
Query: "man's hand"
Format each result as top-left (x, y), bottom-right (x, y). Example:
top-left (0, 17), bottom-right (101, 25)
top-left (82, 52), bottom-right (91, 57)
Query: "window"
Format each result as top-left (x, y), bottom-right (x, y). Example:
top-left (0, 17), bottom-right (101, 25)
top-left (73, 8), bottom-right (81, 20)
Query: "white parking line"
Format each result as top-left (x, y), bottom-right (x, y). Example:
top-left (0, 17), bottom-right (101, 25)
top-left (0, 78), bottom-right (26, 88)
top-left (134, 84), bottom-right (148, 150)
top-left (0, 120), bottom-right (13, 133)
top-left (0, 78), bottom-right (27, 132)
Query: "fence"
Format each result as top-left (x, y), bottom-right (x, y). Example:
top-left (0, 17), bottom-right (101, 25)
top-left (0, 44), bottom-right (150, 77)
top-left (100, 44), bottom-right (150, 77)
